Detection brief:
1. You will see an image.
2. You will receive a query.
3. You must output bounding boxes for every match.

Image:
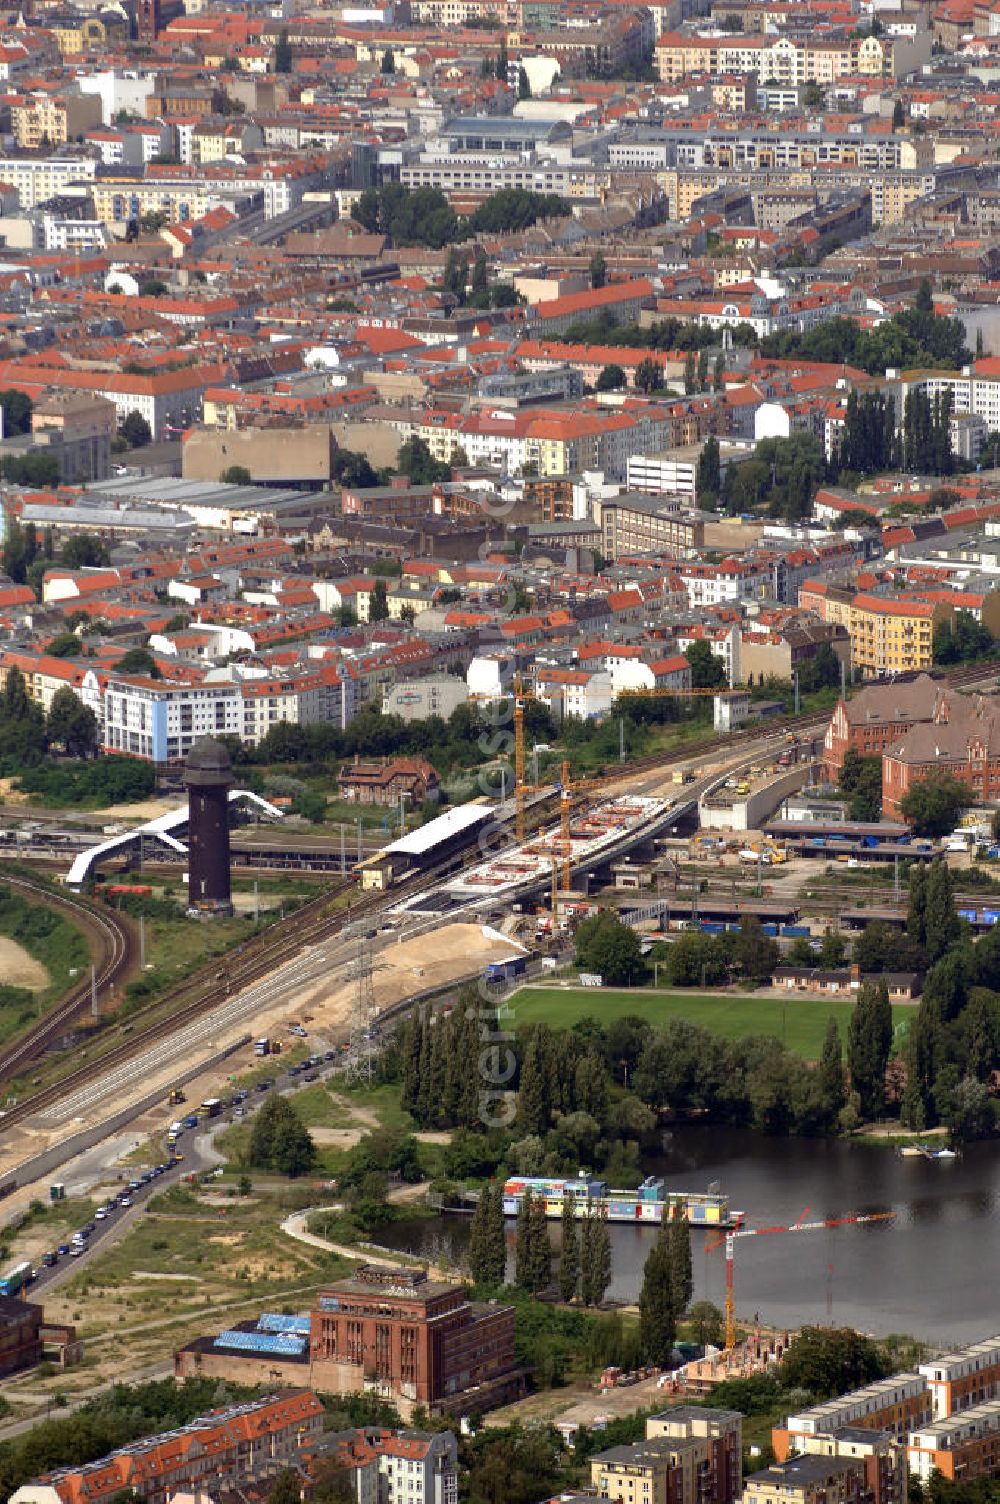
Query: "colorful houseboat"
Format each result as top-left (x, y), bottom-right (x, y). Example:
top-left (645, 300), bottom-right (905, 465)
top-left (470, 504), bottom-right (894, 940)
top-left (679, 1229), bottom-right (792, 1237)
top-left (502, 1174), bottom-right (735, 1226)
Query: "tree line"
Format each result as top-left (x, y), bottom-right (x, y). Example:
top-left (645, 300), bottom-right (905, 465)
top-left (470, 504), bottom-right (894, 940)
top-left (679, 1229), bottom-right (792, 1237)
top-left (760, 284), bottom-right (971, 375)
top-left (354, 184), bottom-right (570, 250)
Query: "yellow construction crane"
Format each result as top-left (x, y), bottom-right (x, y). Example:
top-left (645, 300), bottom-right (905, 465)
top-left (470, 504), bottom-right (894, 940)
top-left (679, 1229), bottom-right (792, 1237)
top-left (614, 685), bottom-right (723, 700)
top-left (557, 758), bottom-right (603, 893)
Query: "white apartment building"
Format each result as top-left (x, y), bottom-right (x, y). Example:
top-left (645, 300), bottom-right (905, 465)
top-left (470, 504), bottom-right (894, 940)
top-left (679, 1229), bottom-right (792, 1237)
top-left (104, 679), bottom-right (242, 763)
top-left (534, 667), bottom-right (614, 719)
top-left (0, 156), bottom-right (97, 209)
top-left (918, 1336), bottom-right (1000, 1420)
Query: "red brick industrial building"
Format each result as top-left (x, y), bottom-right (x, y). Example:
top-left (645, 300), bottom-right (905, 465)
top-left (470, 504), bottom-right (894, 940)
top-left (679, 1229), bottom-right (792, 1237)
top-left (176, 1266), bottom-right (522, 1418)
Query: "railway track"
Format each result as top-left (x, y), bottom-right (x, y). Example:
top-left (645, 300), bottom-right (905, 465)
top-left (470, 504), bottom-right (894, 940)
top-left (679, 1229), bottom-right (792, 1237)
top-left (0, 875), bottom-right (135, 1083)
top-left (0, 848), bottom-right (472, 1133)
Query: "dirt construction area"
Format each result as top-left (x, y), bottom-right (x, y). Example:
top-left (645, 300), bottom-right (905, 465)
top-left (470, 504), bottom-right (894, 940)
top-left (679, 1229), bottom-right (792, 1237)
top-left (0, 937), bottom-right (49, 990)
top-left (0, 922), bottom-right (521, 1189)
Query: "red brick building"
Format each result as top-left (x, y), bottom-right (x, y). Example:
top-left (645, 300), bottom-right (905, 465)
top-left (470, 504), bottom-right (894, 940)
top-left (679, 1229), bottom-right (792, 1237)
top-left (310, 1265), bottom-right (518, 1408)
top-left (176, 1267), bottom-right (522, 1418)
top-left (822, 674), bottom-right (946, 781)
top-left (0, 1295), bottom-right (43, 1378)
top-left (883, 695), bottom-right (1000, 818)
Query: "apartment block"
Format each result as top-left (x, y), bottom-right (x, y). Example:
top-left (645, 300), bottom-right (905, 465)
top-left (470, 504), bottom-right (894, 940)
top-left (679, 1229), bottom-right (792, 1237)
top-left (744, 1455), bottom-right (876, 1504)
top-left (907, 1398), bottom-right (1000, 1482)
top-left (312, 1427), bottom-right (459, 1504)
top-left (11, 90), bottom-right (102, 150)
top-left (10, 1392), bottom-right (324, 1504)
top-left (594, 493), bottom-right (705, 561)
top-left (592, 1407), bottom-right (743, 1504)
top-left (773, 1375), bottom-right (932, 1459)
top-left (787, 1428), bottom-right (907, 1504)
top-left (918, 1336), bottom-right (1000, 1418)
top-left (103, 678), bottom-right (242, 763)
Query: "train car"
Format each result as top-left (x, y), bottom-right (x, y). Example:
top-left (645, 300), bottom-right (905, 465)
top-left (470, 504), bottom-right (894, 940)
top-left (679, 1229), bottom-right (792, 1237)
top-left (0, 1260), bottom-right (32, 1296)
top-left (104, 884), bottom-right (153, 899)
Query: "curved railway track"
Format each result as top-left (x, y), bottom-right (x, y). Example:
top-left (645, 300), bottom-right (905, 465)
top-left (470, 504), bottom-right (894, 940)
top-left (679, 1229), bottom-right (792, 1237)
top-left (0, 874), bottom-right (135, 1083)
top-left (0, 850), bottom-right (468, 1133)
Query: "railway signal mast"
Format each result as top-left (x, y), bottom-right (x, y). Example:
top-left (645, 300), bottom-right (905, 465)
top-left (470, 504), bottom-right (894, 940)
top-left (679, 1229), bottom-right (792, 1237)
top-left (707, 1206), bottom-right (895, 1353)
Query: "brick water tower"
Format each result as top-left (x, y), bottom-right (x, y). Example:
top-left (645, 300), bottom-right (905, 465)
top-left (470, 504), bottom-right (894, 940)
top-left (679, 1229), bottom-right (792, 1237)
top-left (183, 737), bottom-right (234, 917)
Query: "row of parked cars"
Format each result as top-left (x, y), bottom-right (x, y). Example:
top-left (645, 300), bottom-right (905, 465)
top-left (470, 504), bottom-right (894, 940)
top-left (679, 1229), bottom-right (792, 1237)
top-left (39, 1162), bottom-right (177, 1272)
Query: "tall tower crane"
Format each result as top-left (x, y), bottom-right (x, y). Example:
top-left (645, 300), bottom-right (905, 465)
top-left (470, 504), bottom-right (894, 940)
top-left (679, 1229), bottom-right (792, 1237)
top-left (707, 1206), bottom-right (895, 1354)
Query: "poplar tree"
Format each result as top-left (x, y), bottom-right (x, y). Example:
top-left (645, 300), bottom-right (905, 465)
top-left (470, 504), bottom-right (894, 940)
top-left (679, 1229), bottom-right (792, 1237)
top-left (515, 1189), bottom-right (551, 1293)
top-left (579, 1200), bottom-right (611, 1306)
top-left (817, 1015), bottom-right (846, 1122)
top-left (401, 1009), bottom-right (423, 1116)
top-left (668, 1207), bottom-right (692, 1314)
top-left (517, 1032), bottom-right (550, 1135)
top-left (639, 1227), bottom-right (676, 1365)
top-left (469, 1181), bottom-right (506, 1287)
top-left (848, 979), bottom-right (893, 1119)
top-left (924, 860), bottom-right (959, 963)
top-left (907, 862), bottom-right (927, 947)
top-left (559, 1192), bottom-right (579, 1303)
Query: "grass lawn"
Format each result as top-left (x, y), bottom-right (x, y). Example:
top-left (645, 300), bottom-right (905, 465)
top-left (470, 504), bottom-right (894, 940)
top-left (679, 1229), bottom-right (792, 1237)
top-left (507, 987), bottom-right (909, 1060)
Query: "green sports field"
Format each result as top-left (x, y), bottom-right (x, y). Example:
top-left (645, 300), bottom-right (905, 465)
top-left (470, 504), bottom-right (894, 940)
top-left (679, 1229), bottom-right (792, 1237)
top-left (505, 987), bottom-right (909, 1060)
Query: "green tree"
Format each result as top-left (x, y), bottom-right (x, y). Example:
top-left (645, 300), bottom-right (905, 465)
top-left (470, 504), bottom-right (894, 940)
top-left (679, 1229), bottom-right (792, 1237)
top-left (924, 859), bottom-right (960, 964)
top-left (381, 46), bottom-right (395, 72)
top-left (60, 533), bottom-right (110, 569)
top-left (0, 665), bottom-right (46, 770)
top-left (559, 1191), bottom-right (579, 1302)
top-left (469, 1180), bottom-right (507, 1286)
top-left (779, 1327), bottom-right (890, 1397)
top-left (638, 1228), bottom-right (675, 1364)
top-left (121, 411), bottom-right (152, 447)
top-left (595, 363), bottom-right (626, 391)
top-left (803, 80), bottom-right (825, 110)
top-left (688, 1300), bottom-right (725, 1348)
top-left (443, 246), bottom-right (468, 303)
top-left (685, 638), bottom-right (726, 689)
top-left (946, 1076), bottom-right (993, 1143)
top-left (496, 35), bottom-right (508, 79)
top-left (274, 27), bottom-right (292, 71)
top-left (46, 687), bottom-right (98, 757)
top-left (517, 64), bottom-right (531, 99)
top-left (248, 1095), bottom-right (315, 1177)
top-left (396, 435), bottom-right (451, 484)
top-left (267, 1471), bottom-right (302, 1504)
top-left (0, 389), bottom-right (32, 435)
top-left (900, 774), bottom-right (969, 837)
top-left (220, 465), bottom-right (252, 485)
top-left (574, 911), bottom-right (644, 985)
top-left (683, 350), bottom-right (697, 394)
top-left (634, 356), bottom-right (662, 393)
top-left (514, 1188), bottom-right (551, 1293)
top-left (516, 1030), bottom-right (551, 1134)
top-left (114, 646), bottom-right (159, 677)
top-left (817, 1015), bottom-right (846, 1122)
top-left (892, 97), bottom-right (905, 128)
top-left (589, 251), bottom-right (607, 290)
top-left (668, 1207), bottom-right (692, 1314)
top-left (696, 434), bottom-right (721, 499)
top-left (838, 748), bottom-right (882, 821)
top-left (370, 578), bottom-right (390, 623)
top-left (579, 1200), bottom-right (611, 1307)
top-left (46, 632), bottom-right (81, 659)
top-left (847, 980), bottom-right (893, 1119)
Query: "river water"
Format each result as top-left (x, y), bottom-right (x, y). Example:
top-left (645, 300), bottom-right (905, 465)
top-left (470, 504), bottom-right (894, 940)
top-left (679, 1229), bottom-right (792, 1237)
top-left (379, 1128), bottom-right (1000, 1345)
